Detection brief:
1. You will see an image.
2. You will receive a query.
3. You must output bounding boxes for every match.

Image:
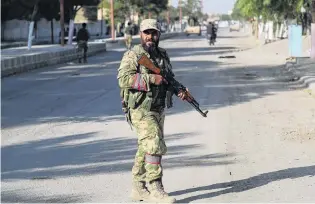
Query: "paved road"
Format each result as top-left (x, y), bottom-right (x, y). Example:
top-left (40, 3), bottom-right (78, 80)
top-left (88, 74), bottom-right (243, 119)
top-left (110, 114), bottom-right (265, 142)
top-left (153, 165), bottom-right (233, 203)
top-left (2, 29), bottom-right (315, 203)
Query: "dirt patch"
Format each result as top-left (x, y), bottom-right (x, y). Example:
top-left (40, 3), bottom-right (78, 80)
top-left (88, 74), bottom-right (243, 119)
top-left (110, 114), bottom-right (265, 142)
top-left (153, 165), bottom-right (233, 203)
top-left (281, 126), bottom-right (315, 143)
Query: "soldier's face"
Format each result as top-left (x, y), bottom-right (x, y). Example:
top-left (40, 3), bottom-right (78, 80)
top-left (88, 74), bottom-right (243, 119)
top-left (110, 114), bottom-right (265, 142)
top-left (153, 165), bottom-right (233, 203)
top-left (141, 29), bottom-right (159, 50)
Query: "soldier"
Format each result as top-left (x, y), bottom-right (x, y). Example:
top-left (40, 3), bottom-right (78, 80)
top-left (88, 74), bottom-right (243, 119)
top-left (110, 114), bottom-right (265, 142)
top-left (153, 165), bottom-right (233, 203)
top-left (76, 23), bottom-right (90, 63)
top-left (117, 19), bottom-right (190, 203)
top-left (124, 21), bottom-right (133, 50)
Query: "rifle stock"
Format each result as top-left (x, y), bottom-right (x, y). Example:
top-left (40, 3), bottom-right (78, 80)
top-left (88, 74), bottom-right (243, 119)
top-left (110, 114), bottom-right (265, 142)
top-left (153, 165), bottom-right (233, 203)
top-left (137, 55), bottom-right (161, 74)
top-left (137, 54), bottom-right (208, 118)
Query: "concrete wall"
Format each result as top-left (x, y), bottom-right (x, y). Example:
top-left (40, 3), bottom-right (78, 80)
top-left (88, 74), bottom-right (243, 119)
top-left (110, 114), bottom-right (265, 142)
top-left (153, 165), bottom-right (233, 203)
top-left (1, 18), bottom-right (107, 42)
top-left (1, 42), bottom-right (107, 77)
top-left (1, 18), bottom-right (183, 42)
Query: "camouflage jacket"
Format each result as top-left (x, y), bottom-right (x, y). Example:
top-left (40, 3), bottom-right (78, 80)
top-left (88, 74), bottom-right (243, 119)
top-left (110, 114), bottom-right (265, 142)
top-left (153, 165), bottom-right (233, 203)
top-left (117, 44), bottom-right (175, 112)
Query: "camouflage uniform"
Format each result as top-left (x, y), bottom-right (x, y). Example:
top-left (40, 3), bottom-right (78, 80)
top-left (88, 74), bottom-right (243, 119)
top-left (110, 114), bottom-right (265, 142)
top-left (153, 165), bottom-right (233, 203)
top-left (76, 26), bottom-right (90, 63)
top-left (124, 24), bottom-right (133, 50)
top-left (117, 19), bottom-right (177, 203)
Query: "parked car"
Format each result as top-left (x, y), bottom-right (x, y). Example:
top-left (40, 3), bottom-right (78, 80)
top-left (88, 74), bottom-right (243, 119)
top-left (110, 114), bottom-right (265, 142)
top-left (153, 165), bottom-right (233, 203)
top-left (184, 16), bottom-right (201, 36)
top-left (229, 21), bottom-right (241, 32)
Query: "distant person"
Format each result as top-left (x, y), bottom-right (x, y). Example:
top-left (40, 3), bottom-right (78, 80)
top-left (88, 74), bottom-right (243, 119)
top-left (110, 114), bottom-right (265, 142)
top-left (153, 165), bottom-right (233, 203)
top-left (73, 28), bottom-right (77, 38)
top-left (206, 22), bottom-right (216, 45)
top-left (211, 23), bottom-right (217, 41)
top-left (206, 21), bottom-right (213, 36)
top-left (124, 21), bottom-right (133, 50)
top-left (76, 23), bottom-right (90, 63)
top-left (65, 27), bottom-right (69, 36)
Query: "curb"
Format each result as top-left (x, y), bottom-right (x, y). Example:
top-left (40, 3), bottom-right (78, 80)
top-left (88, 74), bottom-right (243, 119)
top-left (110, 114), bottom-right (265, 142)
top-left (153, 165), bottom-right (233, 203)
top-left (1, 42), bottom-right (107, 78)
top-left (1, 32), bottom-right (183, 78)
top-left (285, 61), bottom-right (315, 96)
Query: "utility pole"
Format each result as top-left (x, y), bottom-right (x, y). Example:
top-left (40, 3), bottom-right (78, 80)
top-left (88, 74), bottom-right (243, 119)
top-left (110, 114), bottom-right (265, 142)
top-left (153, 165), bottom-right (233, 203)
top-left (101, 7), bottom-right (104, 36)
top-left (60, 0), bottom-right (65, 46)
top-left (179, 0), bottom-right (182, 31)
top-left (167, 0), bottom-right (170, 32)
top-left (311, 0), bottom-right (315, 58)
top-left (110, 0), bottom-right (115, 40)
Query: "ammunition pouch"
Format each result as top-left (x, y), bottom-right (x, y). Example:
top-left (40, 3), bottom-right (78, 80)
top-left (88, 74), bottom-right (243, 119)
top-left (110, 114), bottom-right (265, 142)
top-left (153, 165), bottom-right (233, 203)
top-left (166, 90), bottom-right (173, 108)
top-left (128, 90), bottom-right (153, 111)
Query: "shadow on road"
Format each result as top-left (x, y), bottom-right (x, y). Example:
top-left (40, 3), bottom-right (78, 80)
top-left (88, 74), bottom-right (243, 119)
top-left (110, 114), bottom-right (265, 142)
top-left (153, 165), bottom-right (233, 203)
top-left (1, 33), bottom-right (304, 130)
top-left (1, 131), bottom-right (236, 181)
top-left (1, 50), bottom-right (126, 129)
top-left (1, 189), bottom-right (86, 203)
top-left (170, 165), bottom-right (315, 203)
top-left (165, 59), bottom-right (298, 118)
top-left (1, 35), bottom-right (303, 129)
top-left (166, 46), bottom-right (240, 58)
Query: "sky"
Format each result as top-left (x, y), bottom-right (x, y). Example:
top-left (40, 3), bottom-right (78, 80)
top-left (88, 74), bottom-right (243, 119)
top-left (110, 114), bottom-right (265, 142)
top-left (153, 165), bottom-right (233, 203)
top-left (171, 0), bottom-right (236, 14)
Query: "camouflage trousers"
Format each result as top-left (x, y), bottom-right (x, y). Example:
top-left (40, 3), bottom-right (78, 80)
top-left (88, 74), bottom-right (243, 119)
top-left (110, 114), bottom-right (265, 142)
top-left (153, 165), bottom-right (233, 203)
top-left (130, 108), bottom-right (167, 182)
top-left (125, 35), bottom-right (132, 49)
top-left (77, 41), bottom-right (88, 62)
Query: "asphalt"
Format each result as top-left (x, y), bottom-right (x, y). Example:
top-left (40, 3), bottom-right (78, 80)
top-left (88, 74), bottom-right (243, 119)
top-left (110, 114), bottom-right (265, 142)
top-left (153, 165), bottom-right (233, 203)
top-left (2, 28), bottom-right (315, 203)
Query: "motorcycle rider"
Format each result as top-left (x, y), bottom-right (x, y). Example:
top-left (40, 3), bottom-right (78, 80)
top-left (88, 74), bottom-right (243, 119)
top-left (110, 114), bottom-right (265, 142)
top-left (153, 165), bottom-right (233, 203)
top-left (206, 21), bottom-right (217, 45)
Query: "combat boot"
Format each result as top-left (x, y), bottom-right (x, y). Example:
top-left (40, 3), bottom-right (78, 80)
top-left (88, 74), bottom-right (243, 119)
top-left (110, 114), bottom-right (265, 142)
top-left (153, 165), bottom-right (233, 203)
top-left (147, 179), bottom-right (176, 203)
top-left (130, 181), bottom-right (150, 201)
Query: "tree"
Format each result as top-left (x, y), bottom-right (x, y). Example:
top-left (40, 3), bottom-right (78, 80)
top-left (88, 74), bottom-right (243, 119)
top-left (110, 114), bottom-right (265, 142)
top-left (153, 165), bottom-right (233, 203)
top-left (38, 0), bottom-right (60, 43)
top-left (160, 5), bottom-right (180, 24)
top-left (234, 0), bottom-right (306, 21)
top-left (64, 0), bottom-right (101, 44)
top-left (99, 0), bottom-right (131, 24)
top-left (129, 0), bottom-right (168, 18)
top-left (1, 0), bottom-right (44, 21)
top-left (231, 6), bottom-right (245, 20)
top-left (180, 0), bottom-right (203, 23)
top-left (220, 14), bottom-right (232, 21)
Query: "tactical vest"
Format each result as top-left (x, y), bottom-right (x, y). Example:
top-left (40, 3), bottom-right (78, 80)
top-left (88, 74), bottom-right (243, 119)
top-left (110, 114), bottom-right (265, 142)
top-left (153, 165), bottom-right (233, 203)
top-left (120, 45), bottom-right (172, 114)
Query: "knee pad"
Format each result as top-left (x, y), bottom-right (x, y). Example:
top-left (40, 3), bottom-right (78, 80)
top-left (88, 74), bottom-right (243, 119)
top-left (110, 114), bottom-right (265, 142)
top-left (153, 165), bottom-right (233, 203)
top-left (145, 154), bottom-right (162, 165)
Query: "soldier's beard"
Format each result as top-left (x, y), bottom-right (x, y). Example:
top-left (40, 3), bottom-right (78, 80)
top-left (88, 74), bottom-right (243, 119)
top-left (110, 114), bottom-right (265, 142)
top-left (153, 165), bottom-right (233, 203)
top-left (142, 41), bottom-right (157, 54)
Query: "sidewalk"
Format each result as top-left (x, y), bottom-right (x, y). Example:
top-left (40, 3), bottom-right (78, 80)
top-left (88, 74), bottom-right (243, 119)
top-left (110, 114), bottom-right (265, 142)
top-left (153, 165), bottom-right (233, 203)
top-left (1, 32), bottom-right (182, 77)
top-left (233, 34), bottom-right (315, 96)
top-left (256, 35), bottom-right (314, 96)
top-left (0, 35), bottom-right (112, 50)
top-left (286, 56), bottom-right (315, 96)
top-left (1, 41), bottom-right (107, 77)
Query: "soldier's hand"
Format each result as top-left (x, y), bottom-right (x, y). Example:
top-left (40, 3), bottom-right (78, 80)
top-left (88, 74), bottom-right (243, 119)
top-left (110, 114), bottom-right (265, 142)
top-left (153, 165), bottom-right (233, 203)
top-left (178, 88), bottom-right (193, 102)
top-left (152, 74), bottom-right (167, 85)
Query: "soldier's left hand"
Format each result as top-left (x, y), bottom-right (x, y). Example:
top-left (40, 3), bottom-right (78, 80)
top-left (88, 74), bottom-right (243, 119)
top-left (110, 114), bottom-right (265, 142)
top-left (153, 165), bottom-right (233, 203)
top-left (178, 88), bottom-right (192, 102)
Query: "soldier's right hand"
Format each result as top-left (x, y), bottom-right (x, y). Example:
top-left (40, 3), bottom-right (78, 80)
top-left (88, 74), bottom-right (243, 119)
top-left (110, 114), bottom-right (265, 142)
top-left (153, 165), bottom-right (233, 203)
top-left (151, 74), bottom-right (166, 85)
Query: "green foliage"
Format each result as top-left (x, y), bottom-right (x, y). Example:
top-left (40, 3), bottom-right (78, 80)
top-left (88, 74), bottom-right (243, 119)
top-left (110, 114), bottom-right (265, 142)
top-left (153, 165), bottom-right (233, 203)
top-left (65, 0), bottom-right (101, 21)
top-left (38, 0), bottom-right (60, 21)
top-left (233, 0), bottom-right (308, 21)
top-left (1, 0), bottom-right (41, 21)
top-left (1, 0), bottom-right (100, 22)
top-left (99, 0), bottom-right (131, 24)
top-left (129, 0), bottom-right (168, 15)
top-left (2, 0), bottom-right (208, 26)
top-left (220, 14), bottom-right (232, 21)
top-left (181, 0), bottom-right (203, 20)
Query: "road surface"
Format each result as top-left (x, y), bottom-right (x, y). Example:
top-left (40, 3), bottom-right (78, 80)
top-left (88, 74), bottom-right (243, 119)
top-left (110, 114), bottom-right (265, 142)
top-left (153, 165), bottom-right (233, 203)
top-left (2, 29), bottom-right (315, 203)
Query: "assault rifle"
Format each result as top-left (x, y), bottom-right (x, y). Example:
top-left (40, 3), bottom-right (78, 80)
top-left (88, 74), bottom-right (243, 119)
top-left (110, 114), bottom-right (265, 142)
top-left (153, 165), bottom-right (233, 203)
top-left (137, 54), bottom-right (208, 118)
